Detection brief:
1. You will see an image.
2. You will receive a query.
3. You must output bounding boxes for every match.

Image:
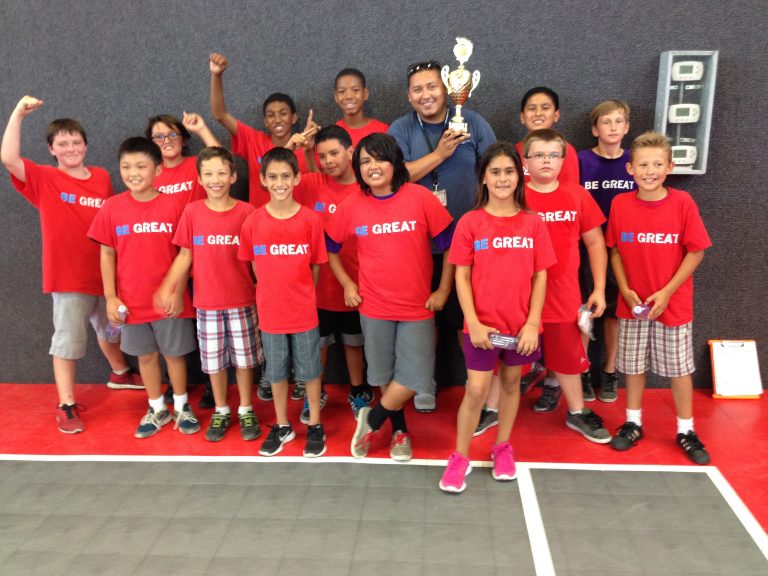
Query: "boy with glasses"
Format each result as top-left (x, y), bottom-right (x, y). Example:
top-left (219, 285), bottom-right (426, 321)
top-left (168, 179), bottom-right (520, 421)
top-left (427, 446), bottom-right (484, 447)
top-left (522, 129), bottom-right (611, 444)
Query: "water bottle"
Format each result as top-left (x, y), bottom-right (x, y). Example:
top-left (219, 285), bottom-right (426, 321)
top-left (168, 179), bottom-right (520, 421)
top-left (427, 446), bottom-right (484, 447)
top-left (106, 305), bottom-right (128, 338)
top-left (489, 333), bottom-right (519, 350)
top-left (632, 303), bottom-right (651, 319)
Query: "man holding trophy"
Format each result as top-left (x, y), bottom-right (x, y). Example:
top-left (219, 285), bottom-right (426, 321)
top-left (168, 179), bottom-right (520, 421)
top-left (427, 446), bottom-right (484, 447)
top-left (389, 38), bottom-right (496, 412)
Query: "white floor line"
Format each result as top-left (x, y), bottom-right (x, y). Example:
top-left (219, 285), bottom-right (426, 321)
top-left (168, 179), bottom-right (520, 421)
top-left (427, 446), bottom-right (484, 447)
top-left (706, 467), bottom-right (768, 559)
top-left (517, 463), bottom-right (557, 576)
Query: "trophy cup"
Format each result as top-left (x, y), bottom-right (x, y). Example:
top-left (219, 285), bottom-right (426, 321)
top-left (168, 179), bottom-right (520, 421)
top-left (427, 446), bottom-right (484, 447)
top-left (441, 37), bottom-right (481, 132)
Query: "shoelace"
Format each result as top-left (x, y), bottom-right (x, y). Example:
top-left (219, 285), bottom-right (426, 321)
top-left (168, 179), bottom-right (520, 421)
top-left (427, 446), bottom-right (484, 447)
top-left (307, 425), bottom-right (324, 440)
top-left (141, 409), bottom-right (163, 427)
top-left (61, 403), bottom-right (86, 418)
top-left (174, 407), bottom-right (199, 430)
top-left (617, 422), bottom-right (641, 440)
top-left (580, 410), bottom-right (604, 430)
top-left (211, 414), bottom-right (229, 428)
top-left (239, 413), bottom-right (256, 427)
top-left (350, 395), bottom-right (368, 411)
top-left (391, 432), bottom-right (409, 447)
top-left (679, 432), bottom-right (705, 451)
top-left (540, 386), bottom-right (558, 401)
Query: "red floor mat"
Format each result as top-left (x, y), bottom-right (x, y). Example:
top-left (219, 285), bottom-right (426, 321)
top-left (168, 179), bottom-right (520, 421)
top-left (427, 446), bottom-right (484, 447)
top-left (1, 382), bottom-right (766, 529)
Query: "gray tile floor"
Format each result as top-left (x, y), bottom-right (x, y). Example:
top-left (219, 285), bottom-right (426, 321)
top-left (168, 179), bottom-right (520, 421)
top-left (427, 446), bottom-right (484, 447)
top-left (0, 460), bottom-right (765, 576)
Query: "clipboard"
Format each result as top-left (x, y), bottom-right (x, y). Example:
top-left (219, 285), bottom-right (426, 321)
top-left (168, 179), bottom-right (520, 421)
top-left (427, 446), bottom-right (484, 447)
top-left (709, 340), bottom-right (763, 399)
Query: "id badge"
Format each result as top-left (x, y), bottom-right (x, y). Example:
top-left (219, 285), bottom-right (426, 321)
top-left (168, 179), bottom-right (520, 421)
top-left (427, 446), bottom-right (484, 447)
top-left (433, 188), bottom-right (448, 207)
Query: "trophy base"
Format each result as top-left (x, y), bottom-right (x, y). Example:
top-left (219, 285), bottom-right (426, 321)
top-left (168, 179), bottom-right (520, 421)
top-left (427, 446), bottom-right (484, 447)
top-left (448, 121), bottom-right (468, 133)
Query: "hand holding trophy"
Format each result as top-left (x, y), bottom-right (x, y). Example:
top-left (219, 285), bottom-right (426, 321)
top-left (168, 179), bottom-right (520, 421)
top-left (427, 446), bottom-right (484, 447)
top-left (441, 37), bottom-right (481, 133)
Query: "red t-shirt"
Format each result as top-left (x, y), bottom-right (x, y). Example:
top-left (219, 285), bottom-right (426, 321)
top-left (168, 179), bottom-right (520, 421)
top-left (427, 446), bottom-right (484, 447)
top-left (450, 209), bottom-right (557, 335)
top-left (516, 141), bottom-right (580, 185)
top-left (325, 182), bottom-right (453, 321)
top-left (606, 188), bottom-right (711, 326)
top-left (525, 181), bottom-right (605, 323)
top-left (336, 118), bottom-right (390, 148)
top-left (87, 192), bottom-right (194, 323)
top-left (231, 120), bottom-right (309, 208)
top-left (155, 156), bottom-right (205, 207)
top-left (238, 205), bottom-right (327, 334)
top-left (173, 200), bottom-right (256, 310)
top-left (10, 159), bottom-right (113, 295)
top-left (295, 173), bottom-right (361, 312)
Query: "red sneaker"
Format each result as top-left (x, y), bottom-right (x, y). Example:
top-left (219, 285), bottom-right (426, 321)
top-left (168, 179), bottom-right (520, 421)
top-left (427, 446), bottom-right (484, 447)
top-left (56, 404), bottom-right (85, 434)
top-left (107, 369), bottom-right (145, 390)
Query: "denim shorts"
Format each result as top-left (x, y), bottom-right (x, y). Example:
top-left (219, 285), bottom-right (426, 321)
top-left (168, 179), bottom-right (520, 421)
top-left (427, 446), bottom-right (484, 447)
top-left (260, 327), bottom-right (322, 384)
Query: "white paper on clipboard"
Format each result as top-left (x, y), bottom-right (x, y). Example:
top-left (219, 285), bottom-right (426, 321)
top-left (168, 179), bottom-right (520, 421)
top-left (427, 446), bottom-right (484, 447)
top-left (709, 340), bottom-right (763, 397)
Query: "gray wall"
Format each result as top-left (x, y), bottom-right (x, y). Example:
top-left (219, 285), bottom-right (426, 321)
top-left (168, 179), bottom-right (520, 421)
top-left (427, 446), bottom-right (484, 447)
top-left (1, 0), bottom-right (766, 386)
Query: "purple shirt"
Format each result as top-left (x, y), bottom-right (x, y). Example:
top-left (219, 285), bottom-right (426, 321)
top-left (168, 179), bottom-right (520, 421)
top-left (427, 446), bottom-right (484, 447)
top-left (578, 149), bottom-right (636, 227)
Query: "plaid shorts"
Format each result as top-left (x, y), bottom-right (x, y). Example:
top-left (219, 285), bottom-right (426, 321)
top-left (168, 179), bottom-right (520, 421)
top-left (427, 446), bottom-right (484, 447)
top-left (196, 306), bottom-right (263, 374)
top-left (616, 319), bottom-right (694, 377)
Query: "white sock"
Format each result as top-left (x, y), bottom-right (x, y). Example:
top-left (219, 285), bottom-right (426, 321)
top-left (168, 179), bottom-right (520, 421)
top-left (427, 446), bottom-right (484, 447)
top-left (238, 405), bottom-right (253, 415)
top-left (626, 409), bottom-right (643, 426)
top-left (173, 393), bottom-right (189, 412)
top-left (485, 407), bottom-right (498, 414)
top-left (148, 396), bottom-right (166, 414)
top-left (677, 417), bottom-right (694, 435)
top-left (215, 406), bottom-right (231, 415)
top-left (544, 377), bottom-right (559, 389)
top-left (113, 367), bottom-right (129, 375)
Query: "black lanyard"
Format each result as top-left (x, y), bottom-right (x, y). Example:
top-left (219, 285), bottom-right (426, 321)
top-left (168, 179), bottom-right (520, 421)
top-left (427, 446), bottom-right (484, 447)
top-left (416, 111), bottom-right (449, 192)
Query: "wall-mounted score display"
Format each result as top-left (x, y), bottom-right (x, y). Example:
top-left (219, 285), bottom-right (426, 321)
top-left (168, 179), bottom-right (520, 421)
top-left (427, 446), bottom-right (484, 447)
top-left (671, 145), bottom-right (698, 166)
top-left (672, 61), bottom-right (705, 82)
top-left (655, 51), bottom-right (718, 175)
top-left (669, 104), bottom-right (701, 123)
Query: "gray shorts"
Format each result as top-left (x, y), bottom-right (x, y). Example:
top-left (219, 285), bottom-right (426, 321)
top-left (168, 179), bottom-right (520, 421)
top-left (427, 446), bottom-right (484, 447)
top-left (360, 314), bottom-right (435, 394)
top-left (261, 327), bottom-right (322, 384)
top-left (50, 292), bottom-right (114, 359)
top-left (120, 318), bottom-right (197, 358)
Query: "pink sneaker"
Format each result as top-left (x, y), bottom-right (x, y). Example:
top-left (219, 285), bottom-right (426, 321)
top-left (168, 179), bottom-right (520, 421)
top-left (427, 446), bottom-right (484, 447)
top-left (107, 369), bottom-right (145, 390)
top-left (56, 404), bottom-right (85, 434)
top-left (491, 442), bottom-right (517, 481)
top-left (439, 452), bottom-right (471, 493)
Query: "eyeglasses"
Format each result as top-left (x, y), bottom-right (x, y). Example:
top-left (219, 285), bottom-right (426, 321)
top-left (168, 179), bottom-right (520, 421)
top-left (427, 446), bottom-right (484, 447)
top-left (407, 60), bottom-right (441, 77)
top-left (526, 152), bottom-right (564, 161)
top-left (151, 132), bottom-right (181, 143)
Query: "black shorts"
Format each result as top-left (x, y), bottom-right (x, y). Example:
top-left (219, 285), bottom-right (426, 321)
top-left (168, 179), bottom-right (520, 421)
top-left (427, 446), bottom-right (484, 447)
top-left (431, 253), bottom-right (464, 332)
top-left (317, 308), bottom-right (364, 347)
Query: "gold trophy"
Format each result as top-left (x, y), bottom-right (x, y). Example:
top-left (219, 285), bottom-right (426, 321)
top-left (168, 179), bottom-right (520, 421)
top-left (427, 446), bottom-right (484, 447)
top-left (441, 37), bottom-right (481, 132)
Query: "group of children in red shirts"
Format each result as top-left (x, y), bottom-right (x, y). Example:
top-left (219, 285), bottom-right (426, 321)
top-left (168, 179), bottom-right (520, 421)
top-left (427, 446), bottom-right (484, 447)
top-left (1, 53), bottom-right (712, 490)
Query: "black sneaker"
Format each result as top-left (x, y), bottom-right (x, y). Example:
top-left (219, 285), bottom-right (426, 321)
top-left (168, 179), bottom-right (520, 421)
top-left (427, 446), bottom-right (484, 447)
top-left (291, 381), bottom-right (306, 401)
top-left (473, 409), bottom-right (499, 437)
top-left (163, 383), bottom-right (174, 403)
top-left (238, 411), bottom-right (261, 441)
top-left (205, 412), bottom-right (230, 442)
top-left (303, 424), bottom-right (327, 458)
top-left (581, 372), bottom-right (596, 402)
top-left (610, 421), bottom-right (643, 451)
top-left (259, 424), bottom-right (295, 456)
top-left (533, 385), bottom-right (562, 413)
top-left (198, 382), bottom-right (215, 410)
top-left (565, 408), bottom-right (612, 444)
top-left (520, 362), bottom-right (545, 396)
top-left (257, 372), bottom-right (273, 402)
top-left (676, 431), bottom-right (710, 465)
top-left (598, 371), bottom-right (618, 403)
